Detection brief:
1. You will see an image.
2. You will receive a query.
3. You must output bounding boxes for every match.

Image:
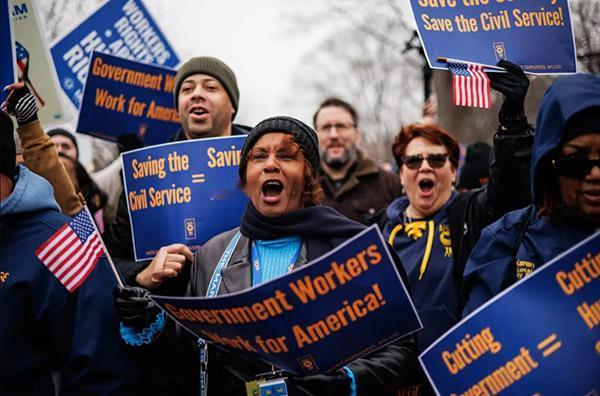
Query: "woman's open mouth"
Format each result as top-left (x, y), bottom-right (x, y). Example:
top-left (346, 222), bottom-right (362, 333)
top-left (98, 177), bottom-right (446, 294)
top-left (418, 179), bottom-right (435, 196)
top-left (261, 180), bottom-right (284, 204)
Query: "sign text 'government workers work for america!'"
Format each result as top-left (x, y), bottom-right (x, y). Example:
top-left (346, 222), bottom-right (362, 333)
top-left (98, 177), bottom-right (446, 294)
top-left (420, 232), bottom-right (600, 396)
top-left (152, 226), bottom-right (422, 376)
top-left (122, 136), bottom-right (249, 261)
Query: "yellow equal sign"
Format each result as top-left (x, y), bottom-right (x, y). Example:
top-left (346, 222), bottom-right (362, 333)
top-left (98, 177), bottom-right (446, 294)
top-left (537, 333), bottom-right (562, 357)
top-left (192, 173), bottom-right (205, 183)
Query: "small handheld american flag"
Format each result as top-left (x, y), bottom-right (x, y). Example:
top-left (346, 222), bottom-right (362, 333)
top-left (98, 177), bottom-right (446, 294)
top-left (448, 62), bottom-right (491, 109)
top-left (35, 208), bottom-right (105, 292)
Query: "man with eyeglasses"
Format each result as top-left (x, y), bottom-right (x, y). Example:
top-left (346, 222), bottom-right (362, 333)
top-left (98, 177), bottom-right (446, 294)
top-left (313, 97), bottom-right (402, 223)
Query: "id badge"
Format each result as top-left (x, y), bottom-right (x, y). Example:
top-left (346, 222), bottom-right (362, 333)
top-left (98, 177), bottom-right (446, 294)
top-left (259, 378), bottom-right (288, 396)
top-left (245, 380), bottom-right (261, 396)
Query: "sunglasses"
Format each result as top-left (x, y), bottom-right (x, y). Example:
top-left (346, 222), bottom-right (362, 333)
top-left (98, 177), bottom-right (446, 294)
top-left (553, 154), bottom-right (600, 180)
top-left (401, 153), bottom-right (449, 170)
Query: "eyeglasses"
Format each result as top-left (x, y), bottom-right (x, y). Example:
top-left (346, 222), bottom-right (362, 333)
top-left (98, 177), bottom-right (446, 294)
top-left (401, 153), bottom-right (449, 170)
top-left (553, 154), bottom-right (600, 180)
top-left (317, 122), bottom-right (355, 133)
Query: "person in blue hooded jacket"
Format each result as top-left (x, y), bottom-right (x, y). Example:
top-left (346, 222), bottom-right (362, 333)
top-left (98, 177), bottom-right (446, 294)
top-left (0, 111), bottom-right (130, 395)
top-left (462, 73), bottom-right (600, 315)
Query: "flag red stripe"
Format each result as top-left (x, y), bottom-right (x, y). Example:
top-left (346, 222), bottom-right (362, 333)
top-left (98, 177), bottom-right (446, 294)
top-left (35, 224), bottom-right (69, 257)
top-left (66, 249), bottom-right (103, 292)
top-left (60, 236), bottom-right (102, 286)
top-left (38, 230), bottom-right (77, 265)
top-left (52, 239), bottom-right (90, 277)
top-left (44, 233), bottom-right (79, 271)
top-left (65, 245), bottom-right (103, 291)
top-left (47, 232), bottom-right (90, 273)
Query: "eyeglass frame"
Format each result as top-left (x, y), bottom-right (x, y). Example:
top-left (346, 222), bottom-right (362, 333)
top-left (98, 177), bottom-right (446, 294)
top-left (400, 153), bottom-right (450, 170)
top-left (316, 122), bottom-right (356, 134)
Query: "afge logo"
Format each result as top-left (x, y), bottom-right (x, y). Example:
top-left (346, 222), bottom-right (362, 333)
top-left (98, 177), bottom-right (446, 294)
top-left (494, 42), bottom-right (506, 61)
top-left (298, 355), bottom-right (319, 374)
top-left (184, 218), bottom-right (196, 240)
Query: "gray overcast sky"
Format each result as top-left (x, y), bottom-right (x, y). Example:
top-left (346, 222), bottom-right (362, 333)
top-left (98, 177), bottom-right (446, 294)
top-left (144, 0), bottom-right (318, 126)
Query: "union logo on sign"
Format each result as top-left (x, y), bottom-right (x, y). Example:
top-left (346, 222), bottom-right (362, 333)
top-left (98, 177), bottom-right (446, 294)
top-left (494, 42), bottom-right (506, 61)
top-left (184, 218), bottom-right (196, 240)
top-left (298, 355), bottom-right (319, 374)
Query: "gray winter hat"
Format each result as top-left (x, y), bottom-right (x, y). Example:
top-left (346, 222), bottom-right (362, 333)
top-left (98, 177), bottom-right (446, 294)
top-left (173, 56), bottom-right (239, 116)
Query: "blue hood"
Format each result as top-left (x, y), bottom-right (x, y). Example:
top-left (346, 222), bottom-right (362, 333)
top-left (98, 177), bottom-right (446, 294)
top-left (532, 74), bottom-right (600, 206)
top-left (1, 165), bottom-right (60, 216)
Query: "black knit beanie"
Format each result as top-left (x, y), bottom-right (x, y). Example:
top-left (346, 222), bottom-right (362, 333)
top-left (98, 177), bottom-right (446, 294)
top-left (47, 128), bottom-right (79, 159)
top-left (173, 56), bottom-right (239, 116)
top-left (238, 116), bottom-right (320, 182)
top-left (1, 111), bottom-right (17, 178)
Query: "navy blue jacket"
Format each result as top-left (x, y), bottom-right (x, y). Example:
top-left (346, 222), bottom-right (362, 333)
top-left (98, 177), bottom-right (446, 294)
top-left (462, 74), bottom-right (600, 315)
top-left (0, 165), bottom-right (129, 395)
top-left (381, 121), bottom-right (534, 352)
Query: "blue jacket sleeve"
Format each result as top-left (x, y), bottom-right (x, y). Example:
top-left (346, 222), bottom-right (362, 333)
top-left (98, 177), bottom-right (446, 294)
top-left (58, 257), bottom-right (130, 394)
top-left (461, 221), bottom-right (520, 317)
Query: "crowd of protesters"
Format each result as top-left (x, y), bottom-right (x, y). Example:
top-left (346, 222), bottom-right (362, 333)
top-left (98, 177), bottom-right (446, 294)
top-left (1, 52), bottom-right (598, 396)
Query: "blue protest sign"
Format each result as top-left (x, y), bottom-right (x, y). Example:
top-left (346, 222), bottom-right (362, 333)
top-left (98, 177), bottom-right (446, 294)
top-left (122, 136), bottom-right (248, 261)
top-left (77, 52), bottom-right (178, 145)
top-left (152, 225), bottom-right (422, 375)
top-left (420, 232), bottom-right (600, 395)
top-left (51, 0), bottom-right (179, 108)
top-left (1, 0), bottom-right (17, 103)
top-left (409, 0), bottom-right (577, 74)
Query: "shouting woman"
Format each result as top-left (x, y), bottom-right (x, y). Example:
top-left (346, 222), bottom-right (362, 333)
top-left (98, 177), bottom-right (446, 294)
top-left (118, 116), bottom-right (418, 396)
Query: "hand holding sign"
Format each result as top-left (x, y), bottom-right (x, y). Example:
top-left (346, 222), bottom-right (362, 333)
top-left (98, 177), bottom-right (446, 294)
top-left (116, 286), bottom-right (161, 329)
top-left (135, 243), bottom-right (193, 289)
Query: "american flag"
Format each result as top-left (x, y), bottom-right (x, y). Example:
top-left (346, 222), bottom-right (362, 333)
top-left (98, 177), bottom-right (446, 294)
top-left (449, 62), bottom-right (491, 109)
top-left (35, 209), bottom-right (104, 292)
top-left (15, 42), bottom-right (29, 79)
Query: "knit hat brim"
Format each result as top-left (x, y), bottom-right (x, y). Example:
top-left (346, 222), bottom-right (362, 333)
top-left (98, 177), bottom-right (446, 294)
top-left (173, 57), bottom-right (239, 117)
top-left (238, 116), bottom-right (320, 182)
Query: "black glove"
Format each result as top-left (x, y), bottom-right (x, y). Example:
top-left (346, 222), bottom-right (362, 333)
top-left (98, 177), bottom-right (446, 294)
top-left (115, 286), bottom-right (160, 329)
top-left (286, 372), bottom-right (351, 396)
top-left (4, 83), bottom-right (38, 126)
top-left (488, 60), bottom-right (529, 129)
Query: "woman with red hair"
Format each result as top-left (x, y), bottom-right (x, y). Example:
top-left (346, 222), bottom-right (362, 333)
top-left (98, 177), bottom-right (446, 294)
top-left (379, 62), bottom-right (534, 353)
